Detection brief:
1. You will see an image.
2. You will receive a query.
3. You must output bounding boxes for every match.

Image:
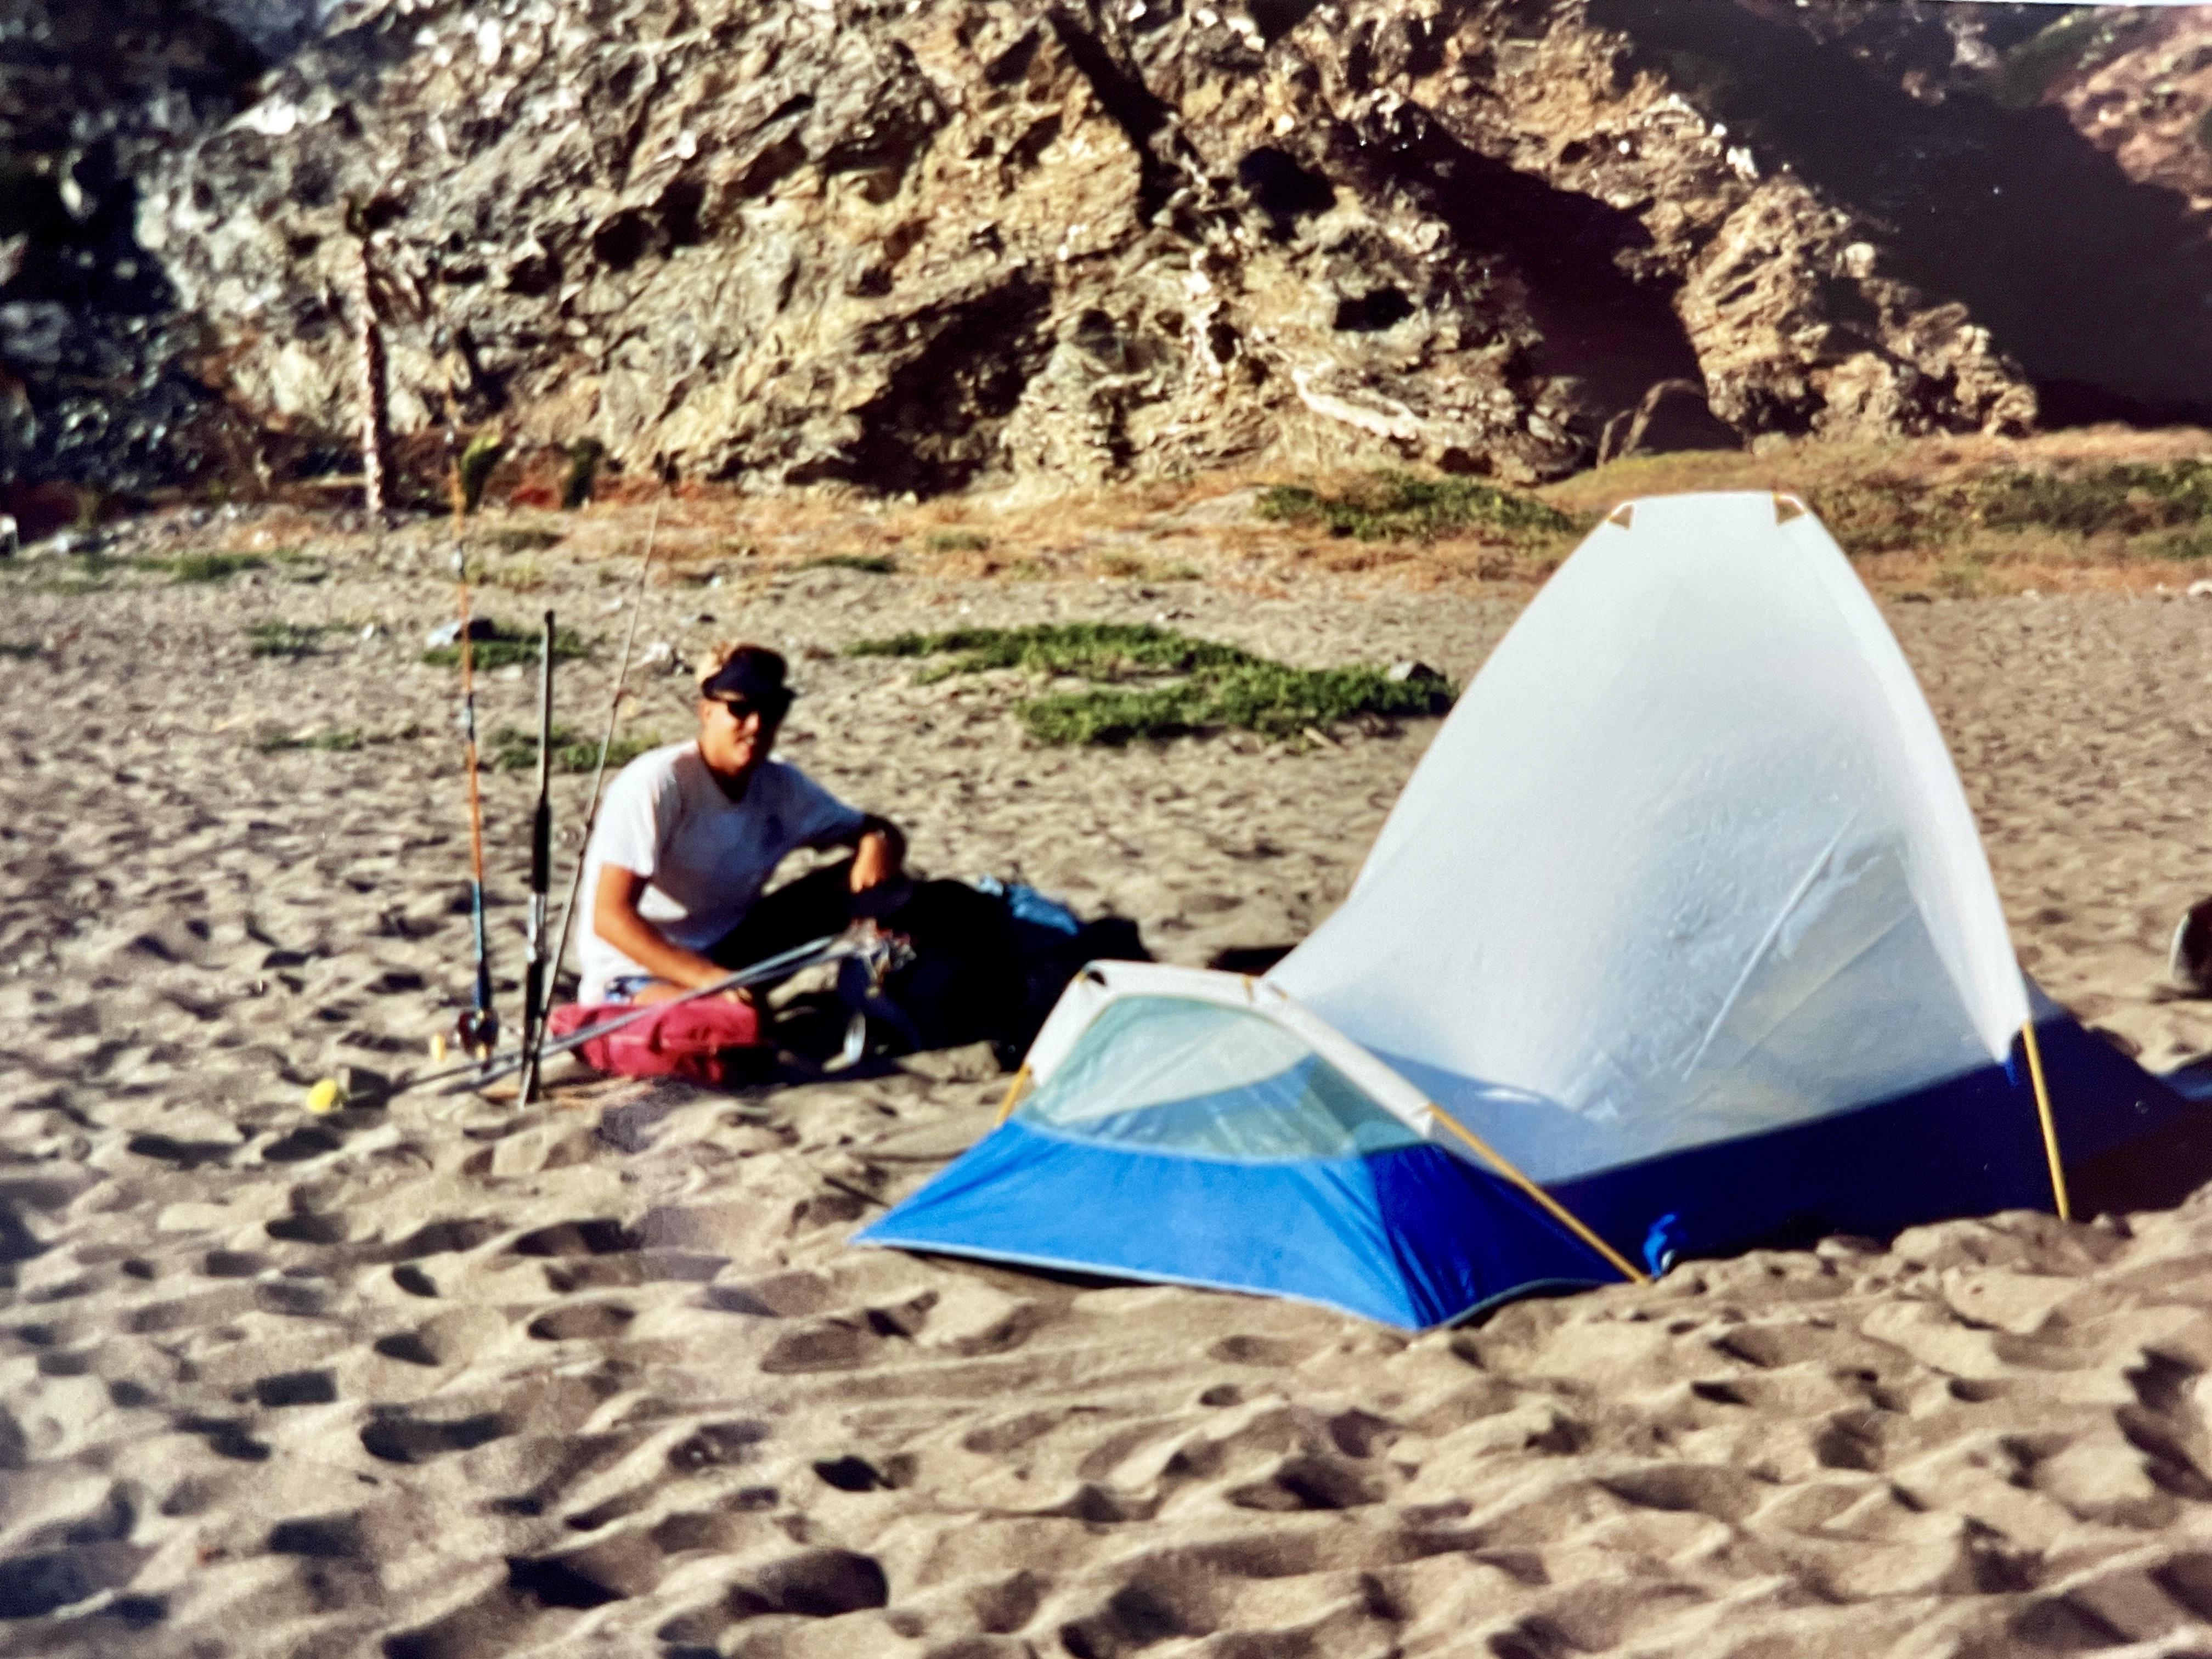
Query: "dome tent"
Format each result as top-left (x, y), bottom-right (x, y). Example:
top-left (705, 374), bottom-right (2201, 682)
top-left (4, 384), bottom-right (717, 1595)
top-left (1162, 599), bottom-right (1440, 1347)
top-left (859, 493), bottom-right (2206, 1328)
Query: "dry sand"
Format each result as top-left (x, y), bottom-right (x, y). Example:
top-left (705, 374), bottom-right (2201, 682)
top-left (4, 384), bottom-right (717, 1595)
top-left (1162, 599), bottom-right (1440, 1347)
top-left (6, 503), bottom-right (2212, 1657)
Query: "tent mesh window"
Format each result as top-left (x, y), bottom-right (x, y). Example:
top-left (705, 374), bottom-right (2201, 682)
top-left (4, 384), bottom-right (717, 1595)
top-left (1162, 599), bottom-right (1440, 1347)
top-left (1020, 997), bottom-right (1420, 1160)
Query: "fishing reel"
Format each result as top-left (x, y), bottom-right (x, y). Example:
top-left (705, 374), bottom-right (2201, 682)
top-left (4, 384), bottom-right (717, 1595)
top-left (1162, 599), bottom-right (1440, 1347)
top-left (452, 1006), bottom-right (501, 1064)
top-left (827, 922), bottom-right (920, 1068)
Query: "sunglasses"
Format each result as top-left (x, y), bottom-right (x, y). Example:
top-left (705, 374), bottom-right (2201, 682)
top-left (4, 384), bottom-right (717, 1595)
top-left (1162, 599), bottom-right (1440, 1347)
top-left (707, 695), bottom-right (783, 724)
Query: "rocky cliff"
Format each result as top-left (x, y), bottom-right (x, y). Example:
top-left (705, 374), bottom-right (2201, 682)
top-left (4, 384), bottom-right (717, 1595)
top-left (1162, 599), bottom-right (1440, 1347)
top-left (9, 1), bottom-right (2212, 504)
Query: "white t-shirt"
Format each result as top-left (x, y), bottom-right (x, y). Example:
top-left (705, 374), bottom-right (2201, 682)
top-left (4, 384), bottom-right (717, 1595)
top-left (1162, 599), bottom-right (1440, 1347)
top-left (576, 742), bottom-right (867, 1001)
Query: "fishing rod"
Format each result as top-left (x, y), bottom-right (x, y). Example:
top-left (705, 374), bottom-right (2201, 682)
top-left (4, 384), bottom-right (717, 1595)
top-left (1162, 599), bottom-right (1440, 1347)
top-left (306, 929), bottom-right (889, 1111)
top-left (452, 545), bottom-right (498, 1064)
top-left (519, 498), bottom-right (663, 1088)
top-left (517, 608), bottom-right (557, 1105)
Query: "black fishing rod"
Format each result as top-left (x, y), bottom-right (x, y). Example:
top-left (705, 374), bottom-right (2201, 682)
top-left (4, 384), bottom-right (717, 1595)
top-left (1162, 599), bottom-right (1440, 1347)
top-left (521, 499), bottom-right (662, 1090)
top-left (453, 548), bottom-right (498, 1063)
top-left (517, 609), bottom-right (556, 1105)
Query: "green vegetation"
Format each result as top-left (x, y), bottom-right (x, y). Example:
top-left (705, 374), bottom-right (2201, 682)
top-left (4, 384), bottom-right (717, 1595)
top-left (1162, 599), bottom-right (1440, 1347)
top-left (1257, 472), bottom-right (1575, 542)
top-left (850, 622), bottom-right (1454, 746)
top-left (479, 558), bottom-right (547, 591)
top-left (563, 438), bottom-right (605, 511)
top-left (20, 548), bottom-right (320, 593)
top-left (255, 724), bottom-right (422, 754)
top-left (257, 728), bottom-right (367, 753)
top-left (488, 725), bottom-right (662, 772)
top-left (476, 524), bottom-right (564, 555)
top-left (421, 622), bottom-right (591, 670)
top-left (165, 552), bottom-right (268, 583)
top-left (801, 554), bottom-right (898, 575)
top-left (853, 620), bottom-right (1257, 679)
top-left (245, 622), bottom-right (328, 658)
top-left (1796, 461), bottom-right (2212, 558)
top-left (926, 529), bottom-right (992, 554)
top-left (458, 431), bottom-right (507, 515)
top-left (2153, 524), bottom-right (2212, 563)
top-left (1091, 549), bottom-right (1202, 581)
top-left (1973, 461), bottom-right (2212, 535)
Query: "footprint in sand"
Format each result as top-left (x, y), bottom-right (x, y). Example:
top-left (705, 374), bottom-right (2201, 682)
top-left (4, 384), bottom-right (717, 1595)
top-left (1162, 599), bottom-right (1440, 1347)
top-left (512, 1217), bottom-right (648, 1291)
top-left (383, 1216), bottom-right (501, 1261)
top-left (526, 1302), bottom-right (635, 1342)
top-left (258, 1125), bottom-right (345, 1164)
top-left (812, 1454), bottom-right (896, 1493)
top-left (267, 1514), bottom-right (364, 1560)
top-left (505, 1554), bottom-right (625, 1610)
top-left (264, 1210), bottom-right (347, 1245)
top-left (1205, 1334), bottom-right (1310, 1367)
top-left (175, 1415), bottom-right (272, 1462)
top-left (1227, 1454), bottom-right (1383, 1512)
top-left (1057, 1582), bottom-right (1205, 1658)
top-left (512, 1218), bottom-right (642, 1257)
top-left (390, 1264), bottom-right (437, 1298)
top-left (368, 1307), bottom-right (504, 1371)
top-left (124, 1133), bottom-right (235, 1171)
top-left (251, 1370), bottom-right (336, 1408)
top-left (667, 1420), bottom-right (771, 1473)
top-left (725, 1548), bottom-right (889, 1618)
top-left (358, 1411), bottom-right (504, 1464)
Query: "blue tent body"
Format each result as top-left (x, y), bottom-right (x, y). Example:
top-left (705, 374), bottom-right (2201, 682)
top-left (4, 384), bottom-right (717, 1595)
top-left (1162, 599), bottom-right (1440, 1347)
top-left (859, 493), bottom-right (2212, 1328)
top-left (863, 1115), bottom-right (1617, 1330)
top-left (859, 997), bottom-right (2208, 1328)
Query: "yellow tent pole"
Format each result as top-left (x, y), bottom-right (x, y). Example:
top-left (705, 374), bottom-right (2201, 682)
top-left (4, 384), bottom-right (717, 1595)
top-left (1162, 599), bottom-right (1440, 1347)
top-left (1426, 1108), bottom-right (1649, 1285)
top-left (993, 1063), bottom-right (1032, 1126)
top-left (2019, 1020), bottom-right (2070, 1221)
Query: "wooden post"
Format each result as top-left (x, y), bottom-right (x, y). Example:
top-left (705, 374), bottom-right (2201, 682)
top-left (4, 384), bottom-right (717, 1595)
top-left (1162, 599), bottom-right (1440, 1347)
top-left (355, 235), bottom-right (390, 523)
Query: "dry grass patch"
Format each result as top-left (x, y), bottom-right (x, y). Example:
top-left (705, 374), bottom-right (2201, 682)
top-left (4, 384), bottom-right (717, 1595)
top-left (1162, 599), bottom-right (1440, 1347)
top-left (1541, 430), bottom-right (2212, 592)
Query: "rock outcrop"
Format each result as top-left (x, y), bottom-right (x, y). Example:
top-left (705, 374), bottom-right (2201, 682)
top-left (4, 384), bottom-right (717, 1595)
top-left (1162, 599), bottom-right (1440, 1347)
top-left (8, 1), bottom-right (2212, 500)
top-left (0, 1), bottom-right (272, 500)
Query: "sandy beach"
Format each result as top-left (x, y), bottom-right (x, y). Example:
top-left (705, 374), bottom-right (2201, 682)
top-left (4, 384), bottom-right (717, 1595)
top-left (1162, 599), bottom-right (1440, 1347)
top-left (7, 496), bottom-right (2212, 1657)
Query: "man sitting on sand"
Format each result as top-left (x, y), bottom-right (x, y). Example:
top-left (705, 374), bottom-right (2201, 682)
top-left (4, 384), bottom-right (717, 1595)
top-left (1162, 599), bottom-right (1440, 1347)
top-left (578, 642), bottom-right (906, 1007)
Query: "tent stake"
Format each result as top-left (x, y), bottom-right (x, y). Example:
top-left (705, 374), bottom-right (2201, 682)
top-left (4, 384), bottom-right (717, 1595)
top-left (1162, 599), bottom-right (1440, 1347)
top-left (1426, 1108), bottom-right (1649, 1285)
top-left (994, 1064), bottom-right (1032, 1125)
top-left (2021, 1020), bottom-right (2071, 1221)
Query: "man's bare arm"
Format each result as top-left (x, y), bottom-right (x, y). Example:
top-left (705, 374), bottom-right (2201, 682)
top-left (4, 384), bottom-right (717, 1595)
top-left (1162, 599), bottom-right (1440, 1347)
top-left (592, 865), bottom-right (743, 996)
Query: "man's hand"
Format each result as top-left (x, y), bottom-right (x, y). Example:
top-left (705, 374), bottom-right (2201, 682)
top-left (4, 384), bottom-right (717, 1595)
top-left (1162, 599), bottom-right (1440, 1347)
top-left (849, 822), bottom-right (903, 893)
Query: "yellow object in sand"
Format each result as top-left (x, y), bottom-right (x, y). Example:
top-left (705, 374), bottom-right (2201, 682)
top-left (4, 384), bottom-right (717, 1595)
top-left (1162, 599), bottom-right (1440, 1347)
top-left (303, 1077), bottom-right (348, 1115)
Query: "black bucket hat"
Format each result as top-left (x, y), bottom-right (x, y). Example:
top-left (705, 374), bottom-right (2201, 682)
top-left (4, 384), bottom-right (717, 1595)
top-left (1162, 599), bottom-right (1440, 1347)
top-left (698, 645), bottom-right (795, 721)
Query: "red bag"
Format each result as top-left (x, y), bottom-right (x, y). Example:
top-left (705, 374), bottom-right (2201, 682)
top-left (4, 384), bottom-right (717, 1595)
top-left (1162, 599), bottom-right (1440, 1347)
top-left (548, 997), bottom-right (766, 1084)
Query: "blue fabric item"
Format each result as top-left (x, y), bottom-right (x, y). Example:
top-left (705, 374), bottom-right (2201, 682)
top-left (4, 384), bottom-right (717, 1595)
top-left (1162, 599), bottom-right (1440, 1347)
top-left (1642, 1214), bottom-right (1685, 1276)
top-left (862, 1013), bottom-right (2210, 1329)
top-left (1554, 1014), bottom-right (2201, 1268)
top-left (970, 876), bottom-right (1083, 936)
top-left (857, 1119), bottom-right (1619, 1329)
